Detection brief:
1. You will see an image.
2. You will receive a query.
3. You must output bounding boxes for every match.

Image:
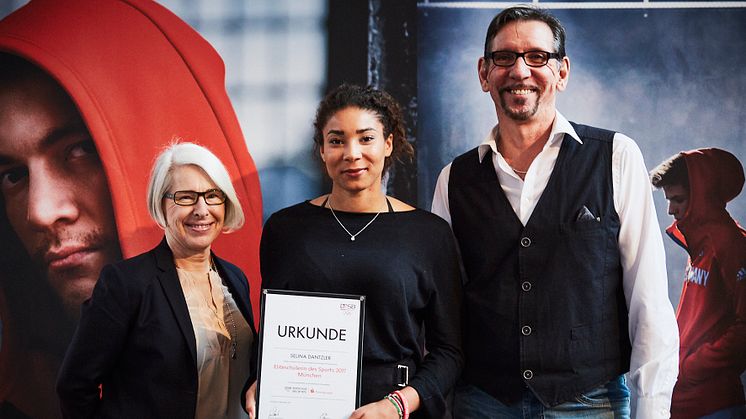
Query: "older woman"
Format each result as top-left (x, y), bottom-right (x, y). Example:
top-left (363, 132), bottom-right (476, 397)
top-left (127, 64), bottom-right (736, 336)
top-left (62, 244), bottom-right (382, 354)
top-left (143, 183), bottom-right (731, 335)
top-left (245, 84), bottom-right (463, 419)
top-left (56, 142), bottom-right (255, 418)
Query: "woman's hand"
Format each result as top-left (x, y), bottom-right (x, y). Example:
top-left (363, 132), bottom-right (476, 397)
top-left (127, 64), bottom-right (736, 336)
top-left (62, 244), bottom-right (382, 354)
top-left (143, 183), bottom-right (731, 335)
top-left (350, 387), bottom-right (420, 419)
top-left (243, 381), bottom-right (257, 417)
top-left (349, 398), bottom-right (400, 419)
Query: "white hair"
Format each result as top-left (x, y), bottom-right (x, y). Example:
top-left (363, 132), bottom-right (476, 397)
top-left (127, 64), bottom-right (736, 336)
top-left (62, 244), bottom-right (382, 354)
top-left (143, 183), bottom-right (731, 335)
top-left (147, 141), bottom-right (245, 231)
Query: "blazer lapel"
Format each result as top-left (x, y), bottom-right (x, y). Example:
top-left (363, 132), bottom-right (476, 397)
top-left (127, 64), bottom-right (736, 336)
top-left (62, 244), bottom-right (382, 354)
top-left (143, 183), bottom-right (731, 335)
top-left (213, 255), bottom-right (257, 335)
top-left (154, 238), bottom-right (197, 365)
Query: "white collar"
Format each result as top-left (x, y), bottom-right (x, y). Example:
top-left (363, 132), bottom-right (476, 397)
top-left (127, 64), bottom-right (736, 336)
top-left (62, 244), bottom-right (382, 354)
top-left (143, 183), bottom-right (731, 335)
top-left (476, 111), bottom-right (582, 162)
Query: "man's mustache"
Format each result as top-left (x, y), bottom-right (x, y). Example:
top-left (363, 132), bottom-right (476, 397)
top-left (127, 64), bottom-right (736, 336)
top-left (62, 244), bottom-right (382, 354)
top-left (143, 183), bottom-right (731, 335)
top-left (29, 229), bottom-right (107, 268)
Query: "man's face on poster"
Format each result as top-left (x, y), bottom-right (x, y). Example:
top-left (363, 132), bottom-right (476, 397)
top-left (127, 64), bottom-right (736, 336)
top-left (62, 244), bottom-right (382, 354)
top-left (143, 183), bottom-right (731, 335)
top-left (0, 68), bottom-right (121, 316)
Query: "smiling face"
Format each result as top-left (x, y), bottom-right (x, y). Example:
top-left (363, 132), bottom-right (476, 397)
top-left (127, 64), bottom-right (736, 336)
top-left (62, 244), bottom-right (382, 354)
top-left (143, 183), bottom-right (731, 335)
top-left (478, 19), bottom-right (569, 124)
top-left (319, 106), bottom-right (393, 196)
top-left (163, 164), bottom-right (225, 259)
top-left (0, 70), bottom-right (121, 316)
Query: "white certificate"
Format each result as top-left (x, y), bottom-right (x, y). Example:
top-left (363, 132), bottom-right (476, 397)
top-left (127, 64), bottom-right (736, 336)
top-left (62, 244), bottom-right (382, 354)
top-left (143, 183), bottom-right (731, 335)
top-left (256, 289), bottom-right (365, 419)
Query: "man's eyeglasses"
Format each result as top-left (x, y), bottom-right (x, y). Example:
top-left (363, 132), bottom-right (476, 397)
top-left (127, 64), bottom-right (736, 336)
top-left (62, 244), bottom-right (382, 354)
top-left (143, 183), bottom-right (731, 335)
top-left (487, 50), bottom-right (562, 68)
top-left (163, 189), bottom-right (227, 206)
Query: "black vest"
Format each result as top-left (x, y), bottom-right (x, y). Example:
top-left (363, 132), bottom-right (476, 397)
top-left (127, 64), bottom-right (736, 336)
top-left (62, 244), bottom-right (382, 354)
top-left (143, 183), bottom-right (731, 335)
top-left (448, 123), bottom-right (631, 407)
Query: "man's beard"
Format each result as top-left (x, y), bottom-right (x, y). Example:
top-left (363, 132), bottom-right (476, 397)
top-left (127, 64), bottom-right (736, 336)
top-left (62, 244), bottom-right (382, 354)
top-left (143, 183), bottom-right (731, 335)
top-left (499, 86), bottom-right (540, 121)
top-left (29, 228), bottom-right (114, 318)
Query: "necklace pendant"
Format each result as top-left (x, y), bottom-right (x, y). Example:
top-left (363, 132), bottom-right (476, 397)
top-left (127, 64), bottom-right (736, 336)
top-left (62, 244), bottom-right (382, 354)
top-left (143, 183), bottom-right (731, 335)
top-left (328, 197), bottom-right (382, 243)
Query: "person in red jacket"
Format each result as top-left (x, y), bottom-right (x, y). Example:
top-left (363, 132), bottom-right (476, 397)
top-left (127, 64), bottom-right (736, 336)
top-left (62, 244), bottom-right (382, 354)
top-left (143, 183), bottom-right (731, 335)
top-left (651, 148), bottom-right (746, 419)
top-left (0, 1), bottom-right (263, 417)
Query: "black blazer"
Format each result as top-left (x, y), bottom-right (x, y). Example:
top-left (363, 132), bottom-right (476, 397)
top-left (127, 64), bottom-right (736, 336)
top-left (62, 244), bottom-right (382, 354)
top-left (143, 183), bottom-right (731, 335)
top-left (56, 238), bottom-right (256, 419)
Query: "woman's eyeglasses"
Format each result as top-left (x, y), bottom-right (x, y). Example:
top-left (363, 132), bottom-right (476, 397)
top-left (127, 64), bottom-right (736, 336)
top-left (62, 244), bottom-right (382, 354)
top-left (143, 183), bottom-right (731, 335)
top-left (163, 189), bottom-right (227, 206)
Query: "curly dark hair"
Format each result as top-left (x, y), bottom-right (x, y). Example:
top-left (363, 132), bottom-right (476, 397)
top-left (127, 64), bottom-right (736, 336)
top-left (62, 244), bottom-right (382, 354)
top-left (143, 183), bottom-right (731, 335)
top-left (312, 83), bottom-right (414, 174)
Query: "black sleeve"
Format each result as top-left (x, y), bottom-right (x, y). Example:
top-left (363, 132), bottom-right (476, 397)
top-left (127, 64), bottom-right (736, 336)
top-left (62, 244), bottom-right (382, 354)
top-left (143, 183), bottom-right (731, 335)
top-left (55, 264), bottom-right (136, 419)
top-left (259, 214), bottom-right (286, 291)
top-left (408, 221), bottom-right (464, 417)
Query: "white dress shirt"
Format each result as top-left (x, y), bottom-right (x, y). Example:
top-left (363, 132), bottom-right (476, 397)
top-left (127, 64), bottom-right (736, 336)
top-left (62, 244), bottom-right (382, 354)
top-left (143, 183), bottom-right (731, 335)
top-left (431, 111), bottom-right (679, 419)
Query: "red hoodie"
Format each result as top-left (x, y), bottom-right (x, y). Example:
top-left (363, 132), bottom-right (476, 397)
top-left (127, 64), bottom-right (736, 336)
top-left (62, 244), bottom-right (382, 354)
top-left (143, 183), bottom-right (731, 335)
top-left (0, 1), bottom-right (262, 417)
top-left (668, 148), bottom-right (746, 419)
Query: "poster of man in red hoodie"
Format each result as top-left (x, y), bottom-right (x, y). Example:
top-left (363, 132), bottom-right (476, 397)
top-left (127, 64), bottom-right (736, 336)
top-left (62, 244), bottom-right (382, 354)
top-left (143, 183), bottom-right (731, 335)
top-left (651, 149), bottom-right (746, 419)
top-left (0, 1), bottom-right (263, 417)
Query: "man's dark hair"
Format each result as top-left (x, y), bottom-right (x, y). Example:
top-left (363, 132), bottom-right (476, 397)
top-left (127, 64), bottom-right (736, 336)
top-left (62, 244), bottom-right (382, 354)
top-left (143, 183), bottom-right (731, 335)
top-left (483, 6), bottom-right (567, 62)
top-left (650, 152), bottom-right (689, 190)
top-left (312, 83), bottom-right (414, 174)
top-left (0, 52), bottom-right (45, 84)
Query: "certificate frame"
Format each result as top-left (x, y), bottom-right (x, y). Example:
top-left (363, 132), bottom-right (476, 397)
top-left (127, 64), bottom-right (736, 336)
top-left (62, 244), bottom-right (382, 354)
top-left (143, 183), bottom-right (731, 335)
top-left (256, 289), bottom-right (366, 419)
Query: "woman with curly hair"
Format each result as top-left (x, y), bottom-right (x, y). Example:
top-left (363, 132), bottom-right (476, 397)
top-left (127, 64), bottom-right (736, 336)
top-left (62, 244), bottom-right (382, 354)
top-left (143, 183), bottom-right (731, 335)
top-left (244, 84), bottom-right (463, 418)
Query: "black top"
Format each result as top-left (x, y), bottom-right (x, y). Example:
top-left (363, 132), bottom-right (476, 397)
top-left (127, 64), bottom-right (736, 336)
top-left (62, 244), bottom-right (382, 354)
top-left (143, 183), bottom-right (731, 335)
top-left (260, 202), bottom-right (463, 418)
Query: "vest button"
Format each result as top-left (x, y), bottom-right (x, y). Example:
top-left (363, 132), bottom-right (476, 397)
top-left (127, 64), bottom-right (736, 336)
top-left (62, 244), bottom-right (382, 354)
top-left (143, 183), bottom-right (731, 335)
top-left (523, 369), bottom-right (533, 380)
top-left (521, 281), bottom-right (531, 291)
top-left (520, 237), bottom-right (531, 247)
top-left (521, 325), bottom-right (532, 336)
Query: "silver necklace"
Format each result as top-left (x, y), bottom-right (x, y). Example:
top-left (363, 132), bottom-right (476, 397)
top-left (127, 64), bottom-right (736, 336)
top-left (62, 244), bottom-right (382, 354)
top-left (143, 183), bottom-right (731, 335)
top-left (511, 167), bottom-right (528, 175)
top-left (327, 197), bottom-right (382, 241)
top-left (496, 132), bottom-right (528, 175)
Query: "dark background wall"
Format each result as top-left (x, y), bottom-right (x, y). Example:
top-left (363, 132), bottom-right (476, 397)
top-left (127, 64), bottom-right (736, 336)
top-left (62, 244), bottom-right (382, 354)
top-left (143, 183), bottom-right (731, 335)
top-left (328, 0), bottom-right (418, 204)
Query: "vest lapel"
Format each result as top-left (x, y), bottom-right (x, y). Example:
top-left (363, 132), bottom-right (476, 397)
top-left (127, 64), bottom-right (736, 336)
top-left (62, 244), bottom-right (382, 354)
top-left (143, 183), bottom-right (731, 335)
top-left (476, 154), bottom-right (524, 227)
top-left (523, 134), bottom-right (576, 228)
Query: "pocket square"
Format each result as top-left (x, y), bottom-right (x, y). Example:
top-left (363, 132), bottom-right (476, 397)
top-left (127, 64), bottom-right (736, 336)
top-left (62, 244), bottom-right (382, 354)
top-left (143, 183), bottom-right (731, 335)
top-left (575, 206), bottom-right (599, 222)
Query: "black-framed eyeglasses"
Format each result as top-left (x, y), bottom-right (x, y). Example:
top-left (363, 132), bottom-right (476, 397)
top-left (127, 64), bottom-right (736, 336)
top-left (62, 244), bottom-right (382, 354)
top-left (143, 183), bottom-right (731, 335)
top-left (163, 189), bottom-right (227, 206)
top-left (487, 50), bottom-right (562, 68)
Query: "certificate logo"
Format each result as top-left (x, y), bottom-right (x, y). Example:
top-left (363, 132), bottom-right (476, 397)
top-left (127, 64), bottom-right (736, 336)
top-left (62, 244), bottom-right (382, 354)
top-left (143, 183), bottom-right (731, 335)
top-left (339, 302), bottom-right (356, 316)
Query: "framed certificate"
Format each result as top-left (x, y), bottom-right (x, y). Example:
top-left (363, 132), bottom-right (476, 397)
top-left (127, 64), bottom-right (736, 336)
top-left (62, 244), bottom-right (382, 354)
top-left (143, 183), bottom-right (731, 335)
top-left (256, 289), bottom-right (366, 419)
